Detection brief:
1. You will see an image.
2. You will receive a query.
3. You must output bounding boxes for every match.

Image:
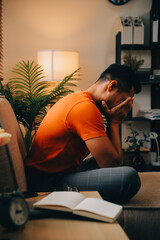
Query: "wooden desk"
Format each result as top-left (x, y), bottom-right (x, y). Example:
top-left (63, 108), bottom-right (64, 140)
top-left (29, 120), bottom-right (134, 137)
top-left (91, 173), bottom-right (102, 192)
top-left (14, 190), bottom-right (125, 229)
top-left (0, 192), bottom-right (129, 240)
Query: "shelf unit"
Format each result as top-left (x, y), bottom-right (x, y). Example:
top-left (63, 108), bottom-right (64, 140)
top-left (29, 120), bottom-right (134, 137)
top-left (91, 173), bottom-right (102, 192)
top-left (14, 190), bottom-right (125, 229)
top-left (115, 31), bottom-right (160, 151)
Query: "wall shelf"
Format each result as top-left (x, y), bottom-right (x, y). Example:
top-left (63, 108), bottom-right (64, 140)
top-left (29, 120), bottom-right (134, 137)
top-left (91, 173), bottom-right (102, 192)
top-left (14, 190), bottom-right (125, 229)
top-left (124, 117), bottom-right (150, 122)
top-left (125, 117), bottom-right (160, 121)
top-left (151, 44), bottom-right (160, 49)
top-left (141, 80), bottom-right (160, 85)
top-left (121, 44), bottom-right (151, 50)
top-left (136, 72), bottom-right (160, 85)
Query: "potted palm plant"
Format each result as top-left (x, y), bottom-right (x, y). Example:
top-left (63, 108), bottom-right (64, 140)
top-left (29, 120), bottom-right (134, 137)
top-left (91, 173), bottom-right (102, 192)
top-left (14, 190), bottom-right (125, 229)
top-left (123, 51), bottom-right (144, 72)
top-left (0, 60), bottom-right (79, 152)
top-left (124, 123), bottom-right (151, 172)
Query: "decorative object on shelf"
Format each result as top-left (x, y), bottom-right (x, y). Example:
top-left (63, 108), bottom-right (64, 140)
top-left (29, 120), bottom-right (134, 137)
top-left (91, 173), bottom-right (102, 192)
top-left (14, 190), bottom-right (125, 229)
top-left (119, 17), bottom-right (132, 44)
top-left (149, 132), bottom-right (160, 167)
top-left (139, 109), bottom-right (160, 120)
top-left (121, 16), bottom-right (132, 26)
top-left (153, 69), bottom-right (160, 76)
top-left (108, 0), bottom-right (131, 6)
top-left (0, 60), bottom-right (79, 152)
top-left (150, 0), bottom-right (160, 43)
top-left (123, 51), bottom-right (144, 71)
top-left (119, 16), bottom-right (144, 45)
top-left (124, 124), bottom-right (155, 172)
top-left (132, 17), bottom-right (144, 44)
top-left (37, 50), bottom-right (79, 82)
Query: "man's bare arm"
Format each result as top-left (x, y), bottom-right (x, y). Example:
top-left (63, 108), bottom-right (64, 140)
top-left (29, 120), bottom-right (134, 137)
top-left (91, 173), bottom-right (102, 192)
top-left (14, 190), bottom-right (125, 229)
top-left (106, 122), bottom-right (123, 164)
top-left (85, 97), bottom-right (134, 168)
top-left (85, 135), bottom-right (121, 168)
top-left (102, 98), bottom-right (133, 165)
top-left (102, 97), bottom-right (134, 124)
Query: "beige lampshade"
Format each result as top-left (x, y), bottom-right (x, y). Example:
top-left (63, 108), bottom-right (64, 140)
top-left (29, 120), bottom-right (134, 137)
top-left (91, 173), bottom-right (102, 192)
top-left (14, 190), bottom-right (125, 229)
top-left (37, 50), bottom-right (79, 81)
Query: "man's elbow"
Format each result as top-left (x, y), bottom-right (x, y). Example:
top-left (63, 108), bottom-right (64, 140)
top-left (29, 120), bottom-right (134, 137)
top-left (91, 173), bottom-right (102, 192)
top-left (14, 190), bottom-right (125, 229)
top-left (114, 155), bottom-right (123, 166)
top-left (99, 152), bottom-right (122, 168)
top-left (115, 151), bottom-right (123, 166)
top-left (112, 150), bottom-right (123, 166)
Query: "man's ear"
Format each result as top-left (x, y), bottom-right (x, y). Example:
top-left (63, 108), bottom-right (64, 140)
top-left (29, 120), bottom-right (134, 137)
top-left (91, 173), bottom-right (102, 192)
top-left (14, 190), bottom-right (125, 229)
top-left (108, 80), bottom-right (118, 92)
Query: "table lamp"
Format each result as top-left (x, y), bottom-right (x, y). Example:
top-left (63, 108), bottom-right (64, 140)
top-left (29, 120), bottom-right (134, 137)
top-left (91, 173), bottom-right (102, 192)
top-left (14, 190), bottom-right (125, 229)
top-left (37, 50), bottom-right (79, 82)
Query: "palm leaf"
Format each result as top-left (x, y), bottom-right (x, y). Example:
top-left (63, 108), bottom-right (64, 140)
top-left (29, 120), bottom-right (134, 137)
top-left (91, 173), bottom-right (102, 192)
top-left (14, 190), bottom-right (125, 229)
top-left (0, 60), bottom-right (80, 151)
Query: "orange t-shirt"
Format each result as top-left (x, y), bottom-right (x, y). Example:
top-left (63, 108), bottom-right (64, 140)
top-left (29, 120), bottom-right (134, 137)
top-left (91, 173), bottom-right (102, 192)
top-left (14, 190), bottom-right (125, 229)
top-left (25, 91), bottom-right (106, 173)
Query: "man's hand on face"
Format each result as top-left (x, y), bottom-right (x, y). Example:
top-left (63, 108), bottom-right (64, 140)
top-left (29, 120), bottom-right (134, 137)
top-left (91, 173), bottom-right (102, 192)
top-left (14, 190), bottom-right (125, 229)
top-left (102, 97), bottom-right (134, 124)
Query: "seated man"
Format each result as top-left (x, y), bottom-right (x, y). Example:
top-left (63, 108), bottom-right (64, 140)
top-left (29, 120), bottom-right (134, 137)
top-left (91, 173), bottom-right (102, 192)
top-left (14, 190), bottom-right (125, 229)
top-left (25, 64), bottom-right (141, 203)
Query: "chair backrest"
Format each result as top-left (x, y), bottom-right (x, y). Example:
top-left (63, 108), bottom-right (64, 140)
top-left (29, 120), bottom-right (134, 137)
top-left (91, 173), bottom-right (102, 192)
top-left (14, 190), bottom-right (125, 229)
top-left (0, 95), bottom-right (27, 192)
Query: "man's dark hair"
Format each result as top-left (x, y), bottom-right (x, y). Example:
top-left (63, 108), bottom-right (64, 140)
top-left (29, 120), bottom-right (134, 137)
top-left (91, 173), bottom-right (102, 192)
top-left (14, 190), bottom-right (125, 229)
top-left (97, 64), bottom-right (141, 94)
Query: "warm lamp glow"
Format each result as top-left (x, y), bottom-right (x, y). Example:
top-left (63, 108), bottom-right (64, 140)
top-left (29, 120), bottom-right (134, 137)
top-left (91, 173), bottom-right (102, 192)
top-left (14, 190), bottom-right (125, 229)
top-left (37, 50), bottom-right (79, 81)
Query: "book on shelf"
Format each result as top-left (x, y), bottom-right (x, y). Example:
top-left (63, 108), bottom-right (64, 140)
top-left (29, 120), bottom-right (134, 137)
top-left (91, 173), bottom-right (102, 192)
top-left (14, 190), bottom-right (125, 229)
top-left (139, 109), bottom-right (160, 120)
top-left (137, 68), bottom-right (151, 72)
top-left (33, 191), bottom-right (122, 223)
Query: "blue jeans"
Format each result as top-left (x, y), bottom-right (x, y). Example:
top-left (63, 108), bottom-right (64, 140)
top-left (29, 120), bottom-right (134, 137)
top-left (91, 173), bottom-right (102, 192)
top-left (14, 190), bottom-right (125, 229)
top-left (26, 157), bottom-right (141, 203)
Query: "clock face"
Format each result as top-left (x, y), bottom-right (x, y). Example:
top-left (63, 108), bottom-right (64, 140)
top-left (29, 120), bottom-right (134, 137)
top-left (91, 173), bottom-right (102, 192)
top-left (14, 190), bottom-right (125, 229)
top-left (108, 0), bottom-right (130, 5)
top-left (10, 197), bottom-right (29, 227)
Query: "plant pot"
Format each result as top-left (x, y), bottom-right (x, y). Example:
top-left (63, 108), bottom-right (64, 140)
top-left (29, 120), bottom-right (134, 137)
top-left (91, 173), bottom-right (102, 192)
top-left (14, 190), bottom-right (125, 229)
top-left (129, 154), bottom-right (146, 172)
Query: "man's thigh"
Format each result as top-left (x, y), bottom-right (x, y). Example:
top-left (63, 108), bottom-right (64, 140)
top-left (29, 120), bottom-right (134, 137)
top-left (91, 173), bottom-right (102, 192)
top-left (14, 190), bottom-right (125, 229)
top-left (60, 165), bottom-right (141, 203)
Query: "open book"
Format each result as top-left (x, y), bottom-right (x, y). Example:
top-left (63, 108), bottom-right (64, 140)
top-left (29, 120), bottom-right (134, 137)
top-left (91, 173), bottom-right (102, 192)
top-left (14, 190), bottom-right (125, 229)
top-left (33, 191), bottom-right (122, 223)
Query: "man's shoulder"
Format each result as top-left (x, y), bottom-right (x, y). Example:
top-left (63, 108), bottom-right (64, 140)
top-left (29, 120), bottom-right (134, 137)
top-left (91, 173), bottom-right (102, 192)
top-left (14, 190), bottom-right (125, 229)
top-left (68, 91), bottom-right (98, 111)
top-left (66, 92), bottom-right (102, 120)
top-left (59, 91), bottom-right (96, 110)
top-left (66, 91), bottom-right (94, 103)
top-left (65, 92), bottom-right (106, 140)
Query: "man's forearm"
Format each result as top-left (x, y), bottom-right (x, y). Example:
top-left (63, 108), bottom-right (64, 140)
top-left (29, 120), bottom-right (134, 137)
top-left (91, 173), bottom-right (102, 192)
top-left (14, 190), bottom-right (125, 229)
top-left (106, 122), bottom-right (123, 164)
top-left (101, 99), bottom-right (133, 166)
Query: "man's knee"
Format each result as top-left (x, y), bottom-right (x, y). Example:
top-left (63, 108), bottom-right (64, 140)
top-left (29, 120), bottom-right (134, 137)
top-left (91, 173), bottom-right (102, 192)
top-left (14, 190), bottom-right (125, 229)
top-left (121, 166), bottom-right (141, 201)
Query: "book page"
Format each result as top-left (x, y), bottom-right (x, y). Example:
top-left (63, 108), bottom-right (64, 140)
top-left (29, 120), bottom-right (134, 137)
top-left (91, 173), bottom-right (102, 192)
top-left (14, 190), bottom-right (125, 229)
top-left (73, 198), bottom-right (122, 219)
top-left (33, 191), bottom-right (85, 211)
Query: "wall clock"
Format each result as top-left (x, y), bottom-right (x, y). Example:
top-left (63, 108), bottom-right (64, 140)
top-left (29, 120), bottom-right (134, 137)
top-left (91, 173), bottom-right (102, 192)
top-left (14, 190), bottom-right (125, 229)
top-left (108, 0), bottom-right (131, 5)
